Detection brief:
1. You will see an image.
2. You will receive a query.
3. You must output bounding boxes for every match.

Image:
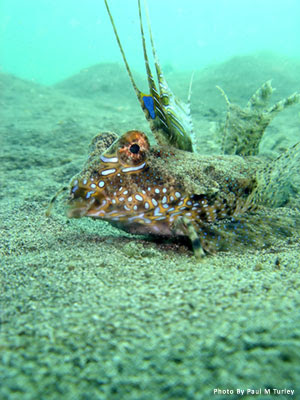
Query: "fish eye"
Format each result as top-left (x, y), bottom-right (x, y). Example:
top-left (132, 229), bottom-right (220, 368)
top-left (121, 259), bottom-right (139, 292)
top-left (129, 144), bottom-right (140, 154)
top-left (117, 130), bottom-right (149, 166)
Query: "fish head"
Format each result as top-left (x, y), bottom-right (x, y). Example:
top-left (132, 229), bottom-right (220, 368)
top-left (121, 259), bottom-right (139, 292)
top-left (67, 130), bottom-right (152, 224)
top-left (66, 129), bottom-right (229, 240)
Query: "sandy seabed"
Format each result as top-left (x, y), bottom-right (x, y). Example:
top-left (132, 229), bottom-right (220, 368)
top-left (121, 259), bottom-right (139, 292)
top-left (1, 54), bottom-right (300, 399)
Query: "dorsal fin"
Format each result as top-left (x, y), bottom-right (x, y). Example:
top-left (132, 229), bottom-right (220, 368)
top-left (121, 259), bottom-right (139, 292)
top-left (104, 0), bottom-right (194, 152)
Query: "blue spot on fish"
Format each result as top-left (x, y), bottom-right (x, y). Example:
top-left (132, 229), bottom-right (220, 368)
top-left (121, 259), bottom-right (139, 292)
top-left (143, 95), bottom-right (155, 119)
top-left (86, 191), bottom-right (94, 199)
top-left (72, 185), bottom-right (79, 193)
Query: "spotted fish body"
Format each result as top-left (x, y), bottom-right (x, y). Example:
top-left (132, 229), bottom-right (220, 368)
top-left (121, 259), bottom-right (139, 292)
top-left (67, 130), bottom-right (263, 255)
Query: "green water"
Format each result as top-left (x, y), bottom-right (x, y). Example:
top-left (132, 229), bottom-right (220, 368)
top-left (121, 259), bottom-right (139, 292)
top-left (1, 0), bottom-right (300, 85)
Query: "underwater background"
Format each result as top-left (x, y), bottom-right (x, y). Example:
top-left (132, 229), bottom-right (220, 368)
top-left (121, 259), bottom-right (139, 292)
top-left (1, 0), bottom-right (300, 84)
top-left (1, 1), bottom-right (300, 399)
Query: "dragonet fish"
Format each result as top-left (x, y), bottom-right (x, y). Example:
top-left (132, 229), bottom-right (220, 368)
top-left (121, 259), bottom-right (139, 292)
top-left (47, 1), bottom-right (300, 258)
top-left (63, 129), bottom-right (300, 258)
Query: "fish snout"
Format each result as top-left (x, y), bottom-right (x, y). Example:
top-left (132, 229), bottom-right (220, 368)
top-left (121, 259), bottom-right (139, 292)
top-left (66, 178), bottom-right (101, 218)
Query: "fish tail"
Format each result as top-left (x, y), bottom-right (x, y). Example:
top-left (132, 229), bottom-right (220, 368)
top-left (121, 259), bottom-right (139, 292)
top-left (198, 209), bottom-right (300, 254)
top-left (254, 142), bottom-right (300, 208)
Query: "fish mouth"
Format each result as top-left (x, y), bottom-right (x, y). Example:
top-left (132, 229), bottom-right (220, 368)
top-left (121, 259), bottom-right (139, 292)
top-left (66, 197), bottom-right (97, 218)
top-left (66, 179), bottom-right (104, 218)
